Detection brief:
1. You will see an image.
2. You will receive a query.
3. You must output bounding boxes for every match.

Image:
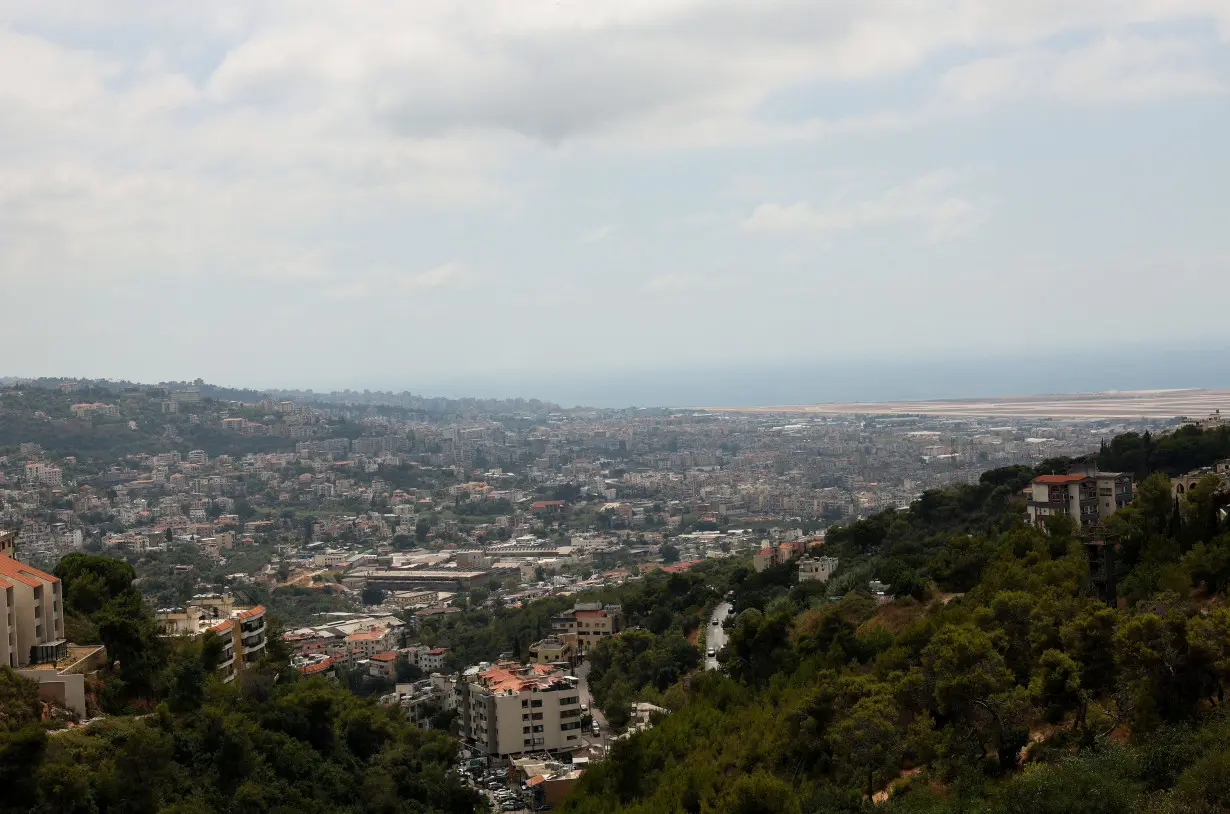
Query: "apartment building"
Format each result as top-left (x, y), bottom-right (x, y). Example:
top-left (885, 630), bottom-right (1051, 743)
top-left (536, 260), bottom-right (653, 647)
top-left (331, 625), bottom-right (398, 666)
top-left (70, 403), bottom-right (120, 419)
top-left (798, 555), bottom-right (840, 584)
top-left (404, 644), bottom-right (448, 672)
top-left (527, 636), bottom-right (575, 666)
top-left (1025, 470), bottom-right (1134, 529)
top-left (24, 462), bottom-right (63, 487)
top-left (551, 603), bottom-right (623, 660)
top-left (0, 536), bottom-right (66, 668)
top-left (209, 606), bottom-right (267, 682)
top-left (459, 661), bottom-right (584, 756)
top-left (154, 593), bottom-right (266, 682)
top-left (752, 540), bottom-right (807, 572)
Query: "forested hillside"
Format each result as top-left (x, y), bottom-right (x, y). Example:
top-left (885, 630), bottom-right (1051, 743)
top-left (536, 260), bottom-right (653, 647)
top-left (0, 666), bottom-right (479, 814)
top-left (562, 440), bottom-right (1230, 813)
top-left (0, 551), bottom-right (480, 814)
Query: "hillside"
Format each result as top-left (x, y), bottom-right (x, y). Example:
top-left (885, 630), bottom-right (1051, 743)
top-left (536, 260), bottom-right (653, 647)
top-left (561, 454), bottom-right (1230, 813)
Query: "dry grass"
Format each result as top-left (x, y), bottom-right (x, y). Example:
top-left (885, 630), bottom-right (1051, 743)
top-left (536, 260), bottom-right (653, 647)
top-left (857, 597), bottom-right (927, 637)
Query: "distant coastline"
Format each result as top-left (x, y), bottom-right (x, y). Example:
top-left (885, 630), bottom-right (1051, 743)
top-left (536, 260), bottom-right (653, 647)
top-left (697, 388), bottom-right (1230, 419)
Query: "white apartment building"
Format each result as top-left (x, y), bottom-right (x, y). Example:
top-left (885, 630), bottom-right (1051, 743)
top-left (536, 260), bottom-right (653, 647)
top-left (405, 644), bottom-right (449, 672)
top-left (460, 662), bottom-right (584, 757)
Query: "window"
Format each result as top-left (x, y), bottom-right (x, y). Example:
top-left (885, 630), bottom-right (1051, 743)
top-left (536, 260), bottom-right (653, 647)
top-left (531, 713), bottom-right (543, 720)
top-left (530, 700), bottom-right (542, 708)
top-left (522, 726), bottom-right (530, 734)
top-left (521, 700), bottom-right (528, 708)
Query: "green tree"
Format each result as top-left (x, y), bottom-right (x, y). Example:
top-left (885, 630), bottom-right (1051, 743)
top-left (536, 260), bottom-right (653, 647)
top-left (829, 695), bottom-right (902, 800)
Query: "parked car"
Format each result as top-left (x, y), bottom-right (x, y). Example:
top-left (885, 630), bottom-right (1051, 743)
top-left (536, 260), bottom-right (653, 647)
top-left (706, 648), bottom-right (716, 658)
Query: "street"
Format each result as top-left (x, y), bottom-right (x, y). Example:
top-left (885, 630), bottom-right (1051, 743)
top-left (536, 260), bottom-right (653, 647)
top-left (704, 601), bottom-right (732, 670)
top-left (574, 660), bottom-right (608, 755)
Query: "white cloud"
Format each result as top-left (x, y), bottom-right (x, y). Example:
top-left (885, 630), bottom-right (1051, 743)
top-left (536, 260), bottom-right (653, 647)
top-left (645, 273), bottom-right (699, 292)
top-left (325, 262), bottom-right (471, 299)
top-left (742, 171), bottom-right (984, 242)
top-left (0, 0), bottom-right (1227, 387)
top-left (578, 224), bottom-right (616, 244)
top-left (940, 35), bottom-right (1225, 104)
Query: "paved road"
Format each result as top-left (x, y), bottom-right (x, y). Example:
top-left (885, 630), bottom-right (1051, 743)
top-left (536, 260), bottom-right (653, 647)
top-left (574, 661), bottom-right (608, 753)
top-left (704, 601), bottom-right (732, 670)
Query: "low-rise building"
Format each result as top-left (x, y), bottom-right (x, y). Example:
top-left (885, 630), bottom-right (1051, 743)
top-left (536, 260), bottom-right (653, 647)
top-left (551, 604), bottom-right (623, 660)
top-left (798, 555), bottom-right (839, 583)
top-left (528, 636), bottom-right (575, 666)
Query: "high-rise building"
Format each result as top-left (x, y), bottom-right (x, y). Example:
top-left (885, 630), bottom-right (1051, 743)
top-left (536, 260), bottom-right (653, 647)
top-left (1026, 470), bottom-right (1133, 529)
top-left (459, 661), bottom-right (584, 756)
top-left (154, 593), bottom-right (266, 682)
top-left (0, 535), bottom-right (66, 668)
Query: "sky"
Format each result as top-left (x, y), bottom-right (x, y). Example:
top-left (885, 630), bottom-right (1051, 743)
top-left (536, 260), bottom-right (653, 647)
top-left (2, 2), bottom-right (1230, 406)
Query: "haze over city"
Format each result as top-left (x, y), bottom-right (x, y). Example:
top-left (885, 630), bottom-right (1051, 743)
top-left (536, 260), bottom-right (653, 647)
top-left (3, 2), bottom-right (1230, 405)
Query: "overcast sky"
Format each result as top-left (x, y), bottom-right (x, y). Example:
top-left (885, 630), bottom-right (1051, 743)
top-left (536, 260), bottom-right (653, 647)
top-left (2, 2), bottom-right (1229, 401)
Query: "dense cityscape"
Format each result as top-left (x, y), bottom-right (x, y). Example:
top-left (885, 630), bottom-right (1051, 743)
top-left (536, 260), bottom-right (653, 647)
top-left (6, 375), bottom-right (1230, 812)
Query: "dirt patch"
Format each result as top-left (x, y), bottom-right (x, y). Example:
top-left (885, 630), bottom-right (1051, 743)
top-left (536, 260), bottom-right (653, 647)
top-left (858, 598), bottom-right (925, 637)
top-left (872, 767), bottom-right (922, 804)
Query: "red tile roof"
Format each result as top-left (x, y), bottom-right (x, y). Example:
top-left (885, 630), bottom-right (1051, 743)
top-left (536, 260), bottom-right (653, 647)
top-left (300, 657), bottom-right (333, 674)
top-left (235, 605), bottom-right (265, 620)
top-left (0, 556), bottom-right (58, 589)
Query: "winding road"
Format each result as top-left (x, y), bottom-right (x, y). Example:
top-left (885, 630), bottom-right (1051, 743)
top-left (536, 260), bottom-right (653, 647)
top-left (704, 601), bottom-right (732, 670)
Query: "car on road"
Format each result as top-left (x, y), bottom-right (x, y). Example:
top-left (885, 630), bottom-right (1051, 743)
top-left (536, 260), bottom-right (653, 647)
top-left (711, 618), bottom-right (719, 625)
top-left (501, 802), bottom-right (522, 812)
top-left (706, 648), bottom-right (716, 658)
top-left (592, 722), bottom-right (601, 736)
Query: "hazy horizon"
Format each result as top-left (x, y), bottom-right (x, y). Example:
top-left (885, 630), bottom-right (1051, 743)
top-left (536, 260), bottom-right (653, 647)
top-left (9, 341), bottom-right (1230, 410)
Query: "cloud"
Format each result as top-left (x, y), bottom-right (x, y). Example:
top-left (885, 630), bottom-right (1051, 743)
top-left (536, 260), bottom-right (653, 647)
top-left (940, 35), bottom-right (1225, 104)
top-left (742, 171), bottom-right (984, 241)
top-left (325, 262), bottom-right (471, 299)
top-left (645, 273), bottom-right (699, 292)
top-left (578, 224), bottom-right (616, 244)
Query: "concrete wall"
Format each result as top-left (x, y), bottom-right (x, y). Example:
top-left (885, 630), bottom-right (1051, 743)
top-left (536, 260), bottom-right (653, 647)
top-left (17, 670), bottom-right (87, 718)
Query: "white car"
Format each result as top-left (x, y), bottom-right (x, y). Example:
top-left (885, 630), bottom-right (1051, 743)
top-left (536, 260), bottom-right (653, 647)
top-left (706, 648), bottom-right (716, 658)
